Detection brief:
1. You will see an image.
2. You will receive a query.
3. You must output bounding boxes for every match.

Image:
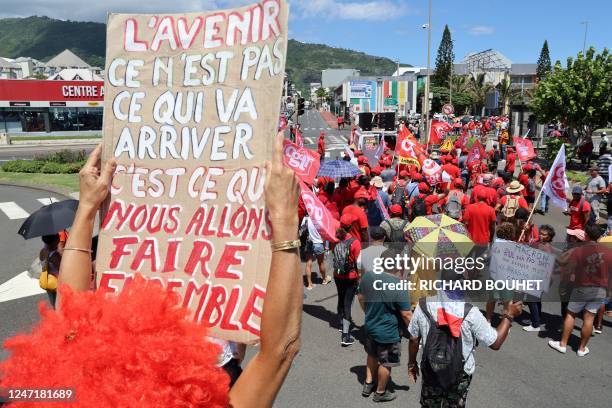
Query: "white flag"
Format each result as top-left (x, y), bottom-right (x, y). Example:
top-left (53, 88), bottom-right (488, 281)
top-left (541, 144), bottom-right (569, 210)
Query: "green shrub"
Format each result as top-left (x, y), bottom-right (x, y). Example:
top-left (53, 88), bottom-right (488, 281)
top-left (1, 160), bottom-right (84, 174)
top-left (32, 149), bottom-right (87, 163)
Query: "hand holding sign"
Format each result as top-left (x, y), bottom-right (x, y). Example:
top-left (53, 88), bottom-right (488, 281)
top-left (78, 144), bottom-right (116, 212)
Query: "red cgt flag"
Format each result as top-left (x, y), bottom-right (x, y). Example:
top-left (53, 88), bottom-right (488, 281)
top-left (299, 181), bottom-right (339, 243)
top-left (429, 120), bottom-right (452, 144)
top-left (467, 140), bottom-right (486, 164)
top-left (396, 130), bottom-right (423, 169)
top-left (282, 140), bottom-right (320, 185)
top-left (513, 137), bottom-right (537, 162)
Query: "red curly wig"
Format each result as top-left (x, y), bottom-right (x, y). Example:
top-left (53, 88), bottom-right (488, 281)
top-left (0, 276), bottom-right (229, 407)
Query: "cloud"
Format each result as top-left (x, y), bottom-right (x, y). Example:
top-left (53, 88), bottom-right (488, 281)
top-left (468, 25), bottom-right (495, 36)
top-left (0, 0), bottom-right (255, 22)
top-left (295, 0), bottom-right (409, 21)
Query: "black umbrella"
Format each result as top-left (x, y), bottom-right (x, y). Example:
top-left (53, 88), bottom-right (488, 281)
top-left (18, 199), bottom-right (79, 239)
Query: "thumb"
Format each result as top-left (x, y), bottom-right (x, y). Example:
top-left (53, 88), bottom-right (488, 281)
top-left (101, 159), bottom-right (117, 186)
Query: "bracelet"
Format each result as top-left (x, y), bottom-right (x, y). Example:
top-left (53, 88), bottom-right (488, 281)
top-left (501, 313), bottom-right (514, 323)
top-left (64, 247), bottom-right (93, 254)
top-left (270, 239), bottom-right (300, 252)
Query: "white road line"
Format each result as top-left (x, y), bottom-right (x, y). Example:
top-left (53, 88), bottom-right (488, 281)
top-left (325, 152), bottom-right (330, 158)
top-left (0, 202), bottom-right (30, 219)
top-left (37, 197), bottom-right (59, 206)
top-left (305, 137), bottom-right (314, 144)
top-left (0, 270), bottom-right (46, 303)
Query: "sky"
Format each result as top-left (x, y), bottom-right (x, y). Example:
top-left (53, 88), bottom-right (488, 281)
top-left (1, 0), bottom-right (610, 66)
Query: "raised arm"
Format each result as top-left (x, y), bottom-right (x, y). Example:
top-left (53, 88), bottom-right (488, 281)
top-left (229, 132), bottom-right (302, 408)
top-left (57, 145), bottom-right (116, 306)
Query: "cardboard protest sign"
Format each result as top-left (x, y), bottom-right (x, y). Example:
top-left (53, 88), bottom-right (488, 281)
top-left (97, 0), bottom-right (289, 343)
top-left (282, 140), bottom-right (320, 185)
top-left (489, 239), bottom-right (555, 298)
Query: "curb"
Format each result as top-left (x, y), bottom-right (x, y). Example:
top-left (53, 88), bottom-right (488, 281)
top-left (0, 142), bottom-right (99, 149)
top-left (0, 180), bottom-right (75, 200)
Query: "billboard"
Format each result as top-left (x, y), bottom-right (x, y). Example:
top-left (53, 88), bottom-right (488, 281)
top-left (349, 80), bottom-right (373, 99)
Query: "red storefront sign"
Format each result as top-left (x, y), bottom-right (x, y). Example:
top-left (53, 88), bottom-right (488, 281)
top-left (0, 80), bottom-right (104, 104)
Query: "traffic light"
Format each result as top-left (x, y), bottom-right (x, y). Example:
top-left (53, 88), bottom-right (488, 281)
top-left (297, 97), bottom-right (305, 116)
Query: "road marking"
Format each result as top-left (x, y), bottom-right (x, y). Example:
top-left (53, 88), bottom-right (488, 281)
top-left (305, 137), bottom-right (314, 144)
top-left (37, 197), bottom-right (59, 206)
top-left (325, 152), bottom-right (330, 158)
top-left (0, 202), bottom-right (30, 219)
top-left (0, 270), bottom-right (46, 303)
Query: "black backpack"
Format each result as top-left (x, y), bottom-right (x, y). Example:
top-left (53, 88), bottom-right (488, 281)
top-left (391, 183), bottom-right (407, 206)
top-left (382, 219), bottom-right (408, 248)
top-left (332, 238), bottom-right (356, 275)
top-left (411, 196), bottom-right (427, 220)
top-left (419, 298), bottom-right (473, 391)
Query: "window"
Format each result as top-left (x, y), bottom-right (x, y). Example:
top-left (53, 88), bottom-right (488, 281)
top-left (50, 107), bottom-right (78, 131)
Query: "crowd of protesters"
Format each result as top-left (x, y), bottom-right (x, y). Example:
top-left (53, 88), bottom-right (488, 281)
top-left (297, 117), bottom-right (611, 404)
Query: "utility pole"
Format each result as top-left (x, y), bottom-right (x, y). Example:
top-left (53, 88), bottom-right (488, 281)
top-left (423, 0), bottom-right (432, 144)
top-left (449, 67), bottom-right (453, 106)
top-left (581, 21), bottom-right (588, 54)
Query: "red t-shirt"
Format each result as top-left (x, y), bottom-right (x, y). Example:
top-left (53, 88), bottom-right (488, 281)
top-left (333, 187), bottom-right (355, 213)
top-left (498, 194), bottom-right (529, 210)
top-left (568, 198), bottom-right (591, 230)
top-left (471, 185), bottom-right (497, 207)
top-left (505, 153), bottom-right (516, 173)
top-left (463, 201), bottom-right (496, 244)
top-left (441, 164), bottom-right (461, 179)
top-left (408, 193), bottom-right (441, 215)
top-left (342, 205), bottom-right (368, 242)
top-left (317, 139), bottom-right (325, 156)
top-left (334, 233), bottom-right (362, 280)
top-left (570, 243), bottom-right (612, 288)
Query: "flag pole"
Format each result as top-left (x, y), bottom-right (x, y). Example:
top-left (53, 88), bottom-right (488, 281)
top-left (518, 163), bottom-right (553, 242)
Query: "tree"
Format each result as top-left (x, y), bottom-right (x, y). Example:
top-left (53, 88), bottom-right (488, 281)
top-left (496, 77), bottom-right (521, 114)
top-left (432, 25), bottom-right (454, 89)
top-left (467, 73), bottom-right (493, 116)
top-left (430, 86), bottom-right (473, 114)
top-left (530, 47), bottom-right (611, 142)
top-left (536, 40), bottom-right (552, 82)
top-left (315, 87), bottom-right (328, 107)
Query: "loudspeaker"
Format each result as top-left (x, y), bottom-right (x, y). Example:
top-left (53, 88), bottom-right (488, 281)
top-left (359, 112), bottom-right (373, 131)
top-left (380, 112), bottom-right (395, 131)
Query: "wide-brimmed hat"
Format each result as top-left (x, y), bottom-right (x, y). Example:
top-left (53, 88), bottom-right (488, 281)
top-left (371, 176), bottom-right (384, 188)
top-left (506, 180), bottom-right (524, 194)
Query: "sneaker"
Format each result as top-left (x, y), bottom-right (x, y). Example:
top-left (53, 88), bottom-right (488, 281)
top-left (373, 390), bottom-right (397, 402)
top-left (362, 382), bottom-right (376, 397)
top-left (322, 277), bottom-right (332, 285)
top-left (577, 347), bottom-right (590, 357)
top-left (593, 327), bottom-right (602, 334)
top-left (523, 325), bottom-right (543, 332)
top-left (341, 334), bottom-right (355, 346)
top-left (548, 340), bottom-right (567, 354)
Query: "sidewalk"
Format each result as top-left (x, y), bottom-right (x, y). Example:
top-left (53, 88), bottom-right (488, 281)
top-left (319, 111), bottom-right (338, 129)
top-left (1, 139), bottom-right (100, 148)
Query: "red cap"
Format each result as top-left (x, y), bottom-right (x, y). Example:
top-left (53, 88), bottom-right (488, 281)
top-left (453, 178), bottom-right (464, 188)
top-left (357, 156), bottom-right (369, 164)
top-left (389, 204), bottom-right (403, 215)
top-left (412, 173), bottom-right (423, 182)
top-left (451, 158), bottom-right (458, 165)
top-left (354, 150), bottom-right (363, 156)
top-left (418, 182), bottom-right (430, 193)
top-left (399, 170), bottom-right (409, 178)
top-left (524, 163), bottom-right (534, 171)
top-left (370, 166), bottom-right (382, 176)
top-left (340, 213), bottom-right (356, 227)
top-left (354, 188), bottom-right (370, 200)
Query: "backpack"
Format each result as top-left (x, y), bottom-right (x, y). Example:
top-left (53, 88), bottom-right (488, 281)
top-left (411, 195), bottom-right (427, 220)
top-left (299, 218), bottom-right (313, 260)
top-left (444, 191), bottom-right (464, 220)
top-left (391, 183), bottom-right (407, 206)
top-left (419, 298), bottom-right (473, 391)
top-left (382, 219), bottom-right (408, 248)
top-left (332, 237), bottom-right (356, 275)
top-left (578, 199), bottom-right (597, 226)
top-left (501, 195), bottom-right (520, 219)
top-left (527, 179), bottom-right (536, 194)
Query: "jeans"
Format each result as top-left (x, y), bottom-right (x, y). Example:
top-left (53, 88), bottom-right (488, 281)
top-left (501, 144), bottom-right (507, 160)
top-left (540, 194), bottom-right (548, 213)
top-left (587, 195), bottom-right (602, 220)
top-left (335, 277), bottom-right (358, 334)
top-left (527, 301), bottom-right (542, 328)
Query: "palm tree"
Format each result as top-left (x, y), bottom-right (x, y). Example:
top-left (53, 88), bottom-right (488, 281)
top-left (496, 77), bottom-right (514, 115)
top-left (468, 73), bottom-right (493, 116)
top-left (451, 75), bottom-right (471, 94)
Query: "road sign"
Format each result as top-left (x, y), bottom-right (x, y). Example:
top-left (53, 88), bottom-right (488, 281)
top-left (442, 103), bottom-right (454, 115)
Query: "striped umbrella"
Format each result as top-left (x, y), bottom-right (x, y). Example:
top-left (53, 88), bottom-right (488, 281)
top-left (404, 214), bottom-right (474, 258)
top-left (317, 159), bottom-right (362, 179)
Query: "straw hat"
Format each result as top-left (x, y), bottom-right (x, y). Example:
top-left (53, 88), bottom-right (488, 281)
top-left (506, 180), bottom-right (525, 194)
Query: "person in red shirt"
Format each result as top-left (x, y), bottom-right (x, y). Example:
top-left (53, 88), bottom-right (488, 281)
top-left (496, 181), bottom-right (529, 214)
top-left (441, 160), bottom-right (461, 191)
top-left (505, 147), bottom-right (517, 175)
top-left (334, 215), bottom-right (362, 346)
top-left (407, 183), bottom-right (447, 218)
top-left (357, 156), bottom-right (371, 176)
top-left (463, 195), bottom-right (497, 245)
top-left (564, 186), bottom-right (592, 230)
top-left (549, 225), bottom-right (611, 357)
top-left (471, 174), bottom-right (497, 207)
top-left (387, 170), bottom-right (409, 195)
top-left (438, 178), bottom-right (469, 219)
top-left (341, 189), bottom-right (369, 242)
top-left (332, 178), bottom-right (354, 213)
top-left (317, 132), bottom-right (325, 158)
top-left (515, 207), bottom-right (539, 243)
top-left (337, 115), bottom-right (345, 129)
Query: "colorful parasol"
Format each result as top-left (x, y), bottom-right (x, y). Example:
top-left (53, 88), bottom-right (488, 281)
top-left (404, 214), bottom-right (474, 258)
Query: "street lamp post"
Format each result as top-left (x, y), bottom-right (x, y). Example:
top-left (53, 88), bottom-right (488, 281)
top-left (423, 0), bottom-right (432, 144)
top-left (581, 21), bottom-right (589, 55)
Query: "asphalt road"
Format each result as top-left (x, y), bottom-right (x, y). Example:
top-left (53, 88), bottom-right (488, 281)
top-left (298, 109), bottom-right (352, 159)
top-left (0, 117), bottom-right (610, 407)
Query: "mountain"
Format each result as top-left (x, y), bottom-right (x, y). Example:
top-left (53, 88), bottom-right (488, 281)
top-left (0, 16), bottom-right (402, 92)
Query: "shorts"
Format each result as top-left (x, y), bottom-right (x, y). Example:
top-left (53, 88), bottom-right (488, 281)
top-left (364, 334), bottom-right (401, 368)
top-left (421, 371), bottom-right (472, 408)
top-left (526, 196), bottom-right (535, 204)
top-left (567, 286), bottom-right (607, 314)
top-left (312, 243), bottom-right (325, 256)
